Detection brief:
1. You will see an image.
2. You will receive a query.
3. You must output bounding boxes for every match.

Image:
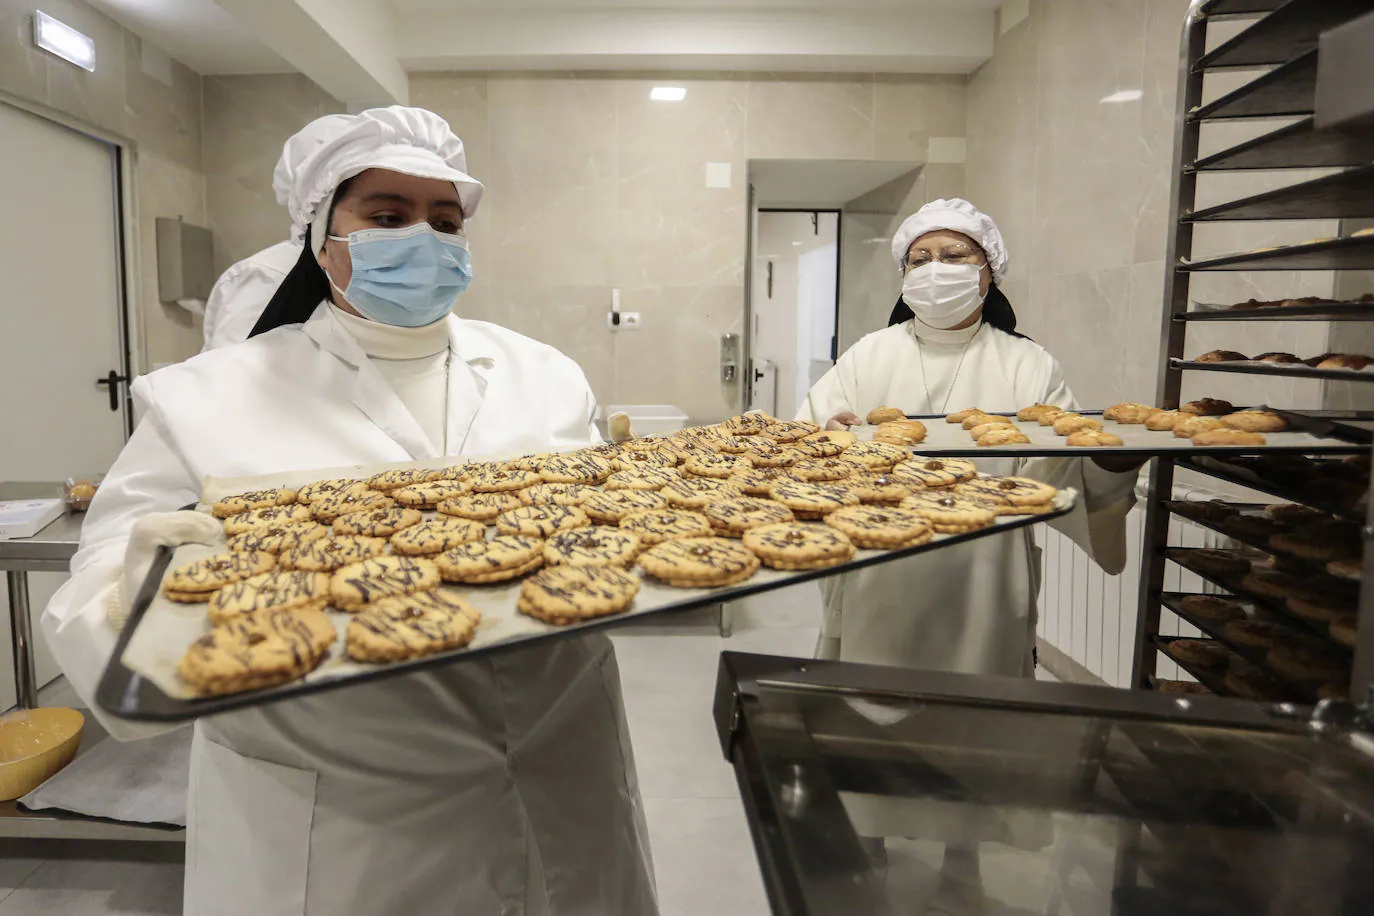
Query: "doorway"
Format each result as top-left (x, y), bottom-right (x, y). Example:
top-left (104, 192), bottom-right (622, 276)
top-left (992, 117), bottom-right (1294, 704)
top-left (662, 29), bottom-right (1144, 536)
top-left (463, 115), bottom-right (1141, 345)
top-left (749, 210), bottom-right (840, 419)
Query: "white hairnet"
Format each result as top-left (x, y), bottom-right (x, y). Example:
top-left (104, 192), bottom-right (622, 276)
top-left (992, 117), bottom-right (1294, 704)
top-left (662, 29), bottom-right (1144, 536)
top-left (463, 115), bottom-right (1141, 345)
top-left (891, 198), bottom-right (1008, 283)
top-left (280, 106), bottom-right (484, 254)
top-left (272, 114), bottom-right (355, 241)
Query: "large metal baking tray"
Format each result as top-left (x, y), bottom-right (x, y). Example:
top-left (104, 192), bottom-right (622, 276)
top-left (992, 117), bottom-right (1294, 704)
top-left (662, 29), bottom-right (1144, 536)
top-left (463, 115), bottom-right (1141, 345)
top-left (1195, 0), bottom-right (1372, 70)
top-left (1184, 164), bottom-right (1374, 222)
top-left (94, 463), bottom-right (1076, 723)
top-left (1177, 298), bottom-right (1374, 320)
top-left (1189, 50), bottom-right (1315, 121)
top-left (1191, 118), bottom-right (1374, 171)
top-left (1181, 233), bottom-right (1374, 271)
top-left (885, 408), bottom-right (1368, 458)
top-left (1176, 454), bottom-right (1369, 521)
top-left (1172, 357), bottom-right (1374, 383)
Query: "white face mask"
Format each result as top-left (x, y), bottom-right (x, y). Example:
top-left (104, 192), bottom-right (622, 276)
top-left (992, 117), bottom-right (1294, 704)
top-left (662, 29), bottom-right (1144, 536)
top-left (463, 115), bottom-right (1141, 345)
top-left (901, 262), bottom-right (986, 329)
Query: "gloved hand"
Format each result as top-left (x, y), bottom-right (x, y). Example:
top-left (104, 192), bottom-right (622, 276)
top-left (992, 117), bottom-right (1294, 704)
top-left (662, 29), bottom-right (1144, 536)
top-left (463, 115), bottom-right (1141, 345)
top-left (608, 411), bottom-right (636, 443)
top-left (109, 511), bottom-right (221, 631)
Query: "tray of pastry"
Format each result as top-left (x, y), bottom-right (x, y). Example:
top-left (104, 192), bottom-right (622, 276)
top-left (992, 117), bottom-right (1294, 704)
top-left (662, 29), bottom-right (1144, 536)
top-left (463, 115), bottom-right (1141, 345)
top-left (1174, 349), bottom-right (1374, 382)
top-left (1161, 548), bottom-right (1357, 655)
top-left (1179, 293), bottom-right (1374, 321)
top-left (875, 402), bottom-right (1369, 458)
top-left (1178, 451), bottom-right (1369, 521)
top-left (1165, 499), bottom-right (1364, 581)
top-left (95, 417), bottom-right (1076, 722)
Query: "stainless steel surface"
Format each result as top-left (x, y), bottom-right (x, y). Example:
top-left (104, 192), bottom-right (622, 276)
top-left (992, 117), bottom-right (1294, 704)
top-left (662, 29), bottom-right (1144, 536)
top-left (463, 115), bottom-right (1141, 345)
top-left (0, 481), bottom-right (85, 570)
top-left (6, 572), bottom-right (37, 710)
top-left (720, 332), bottom-right (740, 383)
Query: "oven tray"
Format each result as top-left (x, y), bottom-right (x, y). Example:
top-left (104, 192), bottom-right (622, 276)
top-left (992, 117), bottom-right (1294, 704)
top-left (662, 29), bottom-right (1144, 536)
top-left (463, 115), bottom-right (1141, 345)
top-left (96, 458), bottom-right (1075, 722)
top-left (881, 408), bottom-right (1369, 458)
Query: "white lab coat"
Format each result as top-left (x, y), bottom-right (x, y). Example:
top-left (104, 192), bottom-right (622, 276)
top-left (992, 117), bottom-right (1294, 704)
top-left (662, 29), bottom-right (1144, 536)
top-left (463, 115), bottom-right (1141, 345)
top-left (42, 306), bottom-right (657, 916)
top-left (201, 241), bottom-right (302, 351)
top-left (799, 320), bottom-right (1136, 678)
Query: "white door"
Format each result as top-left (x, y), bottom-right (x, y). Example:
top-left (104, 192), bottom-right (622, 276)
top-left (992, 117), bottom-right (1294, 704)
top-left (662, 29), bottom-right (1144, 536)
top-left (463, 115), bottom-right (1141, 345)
top-left (749, 211), bottom-right (839, 420)
top-left (0, 102), bottom-right (130, 704)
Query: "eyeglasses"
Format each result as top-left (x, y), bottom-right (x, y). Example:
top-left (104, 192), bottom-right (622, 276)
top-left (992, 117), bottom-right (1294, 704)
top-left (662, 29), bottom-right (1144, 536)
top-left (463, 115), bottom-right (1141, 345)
top-left (903, 249), bottom-right (984, 271)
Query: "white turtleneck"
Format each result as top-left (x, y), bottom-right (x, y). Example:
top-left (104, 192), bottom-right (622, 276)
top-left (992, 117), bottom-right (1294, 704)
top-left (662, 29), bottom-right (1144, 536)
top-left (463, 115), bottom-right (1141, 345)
top-left (329, 304), bottom-right (451, 453)
top-left (902, 317), bottom-right (983, 415)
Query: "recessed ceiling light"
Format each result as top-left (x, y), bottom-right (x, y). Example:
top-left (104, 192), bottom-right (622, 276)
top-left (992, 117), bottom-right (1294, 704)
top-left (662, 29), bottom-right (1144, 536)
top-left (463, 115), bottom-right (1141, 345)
top-left (33, 11), bottom-right (95, 72)
top-left (650, 86), bottom-right (686, 102)
top-left (1099, 89), bottom-right (1143, 104)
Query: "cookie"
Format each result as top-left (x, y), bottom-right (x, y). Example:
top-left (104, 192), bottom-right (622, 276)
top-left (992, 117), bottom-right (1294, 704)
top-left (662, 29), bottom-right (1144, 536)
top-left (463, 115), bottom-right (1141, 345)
top-left (221, 505), bottom-right (316, 536)
top-left (580, 489), bottom-right (671, 524)
top-left (1103, 402), bottom-right (1157, 424)
top-left (1067, 430), bottom-right (1125, 447)
top-left (1220, 410), bottom-right (1288, 433)
top-left (1178, 595), bottom-right (1246, 623)
top-left (1223, 619), bottom-right (1292, 649)
top-left (347, 590), bottom-right (481, 663)
top-left (1165, 639), bottom-right (1231, 669)
top-left (164, 550), bottom-right (277, 602)
top-left (329, 556), bottom-right (440, 611)
top-left (746, 442), bottom-right (801, 467)
top-left (661, 476), bottom-right (745, 510)
top-left (517, 565), bottom-right (640, 625)
top-left (1145, 410), bottom-right (1186, 431)
top-left (620, 509), bottom-right (713, 546)
top-left (1052, 415), bottom-right (1102, 436)
top-left (961, 477), bottom-right (1057, 513)
top-left (1156, 680), bottom-right (1210, 696)
top-left (1270, 523), bottom-right (1359, 561)
top-left (1240, 568), bottom-right (1306, 600)
top-left (875, 420), bottom-right (927, 445)
top-left (604, 470), bottom-right (676, 492)
top-left (961, 413), bottom-right (1011, 431)
top-left (309, 489), bottom-right (395, 523)
top-left (278, 536), bottom-right (389, 572)
top-left (816, 430), bottom-right (859, 449)
top-left (867, 406), bottom-right (905, 424)
top-left (977, 427), bottom-right (1031, 447)
top-left (470, 468), bottom-right (543, 493)
top-left (1036, 408), bottom-right (1069, 426)
top-left (435, 535), bottom-right (545, 584)
top-left (790, 457), bottom-right (861, 483)
top-left (729, 467), bottom-right (795, 497)
top-left (970, 421), bottom-right (1016, 441)
top-left (682, 453), bottom-right (753, 479)
top-left (1181, 548), bottom-right (1252, 578)
top-left (1191, 429), bottom-right (1266, 446)
top-left (366, 468), bottom-right (443, 492)
top-left (1016, 404), bottom-right (1057, 421)
top-left (1224, 664), bottom-right (1289, 701)
top-left (543, 527), bottom-right (642, 567)
top-left (761, 420), bottom-right (820, 443)
top-left (721, 413), bottom-right (775, 436)
top-left (846, 472), bottom-right (914, 505)
top-left (899, 491), bottom-right (997, 533)
top-left (436, 492), bottom-right (523, 522)
top-left (518, 483), bottom-right (595, 505)
top-left (945, 408), bottom-right (984, 424)
top-left (891, 457), bottom-right (976, 488)
top-left (1263, 503), bottom-right (1328, 526)
top-left (1286, 587), bottom-right (1356, 625)
top-left (638, 536), bottom-right (761, 588)
top-left (332, 507), bottom-right (424, 537)
top-left (714, 436), bottom-right (759, 455)
top-left (1254, 352), bottom-right (1302, 364)
top-left (392, 481), bottom-right (472, 509)
top-left (1173, 416), bottom-right (1224, 439)
top-left (1180, 398), bottom-right (1234, 417)
top-left (504, 454), bottom-right (552, 473)
top-left (295, 478), bottom-right (367, 504)
top-left (495, 505), bottom-right (591, 538)
top-left (842, 442), bottom-right (910, 471)
top-left (211, 488), bottom-right (299, 519)
top-left (389, 518), bottom-right (486, 556)
top-left (1196, 350), bottom-right (1248, 362)
top-left (178, 606), bottom-right (336, 696)
top-left (823, 505), bottom-right (933, 550)
top-left (1329, 615), bottom-right (1358, 649)
top-left (767, 481), bottom-right (860, 519)
top-left (611, 448), bottom-right (678, 472)
top-left (225, 522), bottom-right (329, 555)
top-left (788, 438), bottom-right (844, 459)
top-left (703, 498), bottom-right (795, 537)
top-left (1317, 354), bottom-right (1374, 370)
top-left (1171, 500), bottom-right (1239, 525)
top-left (1327, 558), bottom-right (1362, 581)
top-left (742, 522), bottom-right (855, 571)
top-left (539, 453), bottom-right (613, 485)
top-left (207, 570), bottom-right (331, 626)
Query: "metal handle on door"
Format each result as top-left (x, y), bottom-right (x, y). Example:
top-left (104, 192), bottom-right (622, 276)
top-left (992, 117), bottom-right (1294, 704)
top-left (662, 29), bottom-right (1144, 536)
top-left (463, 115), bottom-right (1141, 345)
top-left (95, 370), bottom-right (128, 412)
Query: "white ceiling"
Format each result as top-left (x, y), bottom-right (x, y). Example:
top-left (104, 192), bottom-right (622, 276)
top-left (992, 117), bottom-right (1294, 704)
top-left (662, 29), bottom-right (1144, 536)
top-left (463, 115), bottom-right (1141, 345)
top-left (84, 0), bottom-right (291, 75)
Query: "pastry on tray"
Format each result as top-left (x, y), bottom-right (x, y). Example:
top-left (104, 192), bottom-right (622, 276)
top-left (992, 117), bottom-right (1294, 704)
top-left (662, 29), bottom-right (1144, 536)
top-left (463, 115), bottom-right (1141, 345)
top-left (1315, 354), bottom-right (1374, 371)
top-left (1103, 402), bottom-right (1157, 424)
top-left (1179, 398), bottom-right (1234, 416)
top-left (1253, 352), bottom-right (1302, 364)
top-left (1195, 350), bottom-right (1249, 363)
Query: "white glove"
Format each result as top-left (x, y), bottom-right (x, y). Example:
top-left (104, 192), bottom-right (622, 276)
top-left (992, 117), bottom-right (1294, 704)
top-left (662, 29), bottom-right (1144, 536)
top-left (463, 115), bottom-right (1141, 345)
top-left (108, 511), bottom-right (221, 631)
top-left (608, 411), bottom-right (636, 443)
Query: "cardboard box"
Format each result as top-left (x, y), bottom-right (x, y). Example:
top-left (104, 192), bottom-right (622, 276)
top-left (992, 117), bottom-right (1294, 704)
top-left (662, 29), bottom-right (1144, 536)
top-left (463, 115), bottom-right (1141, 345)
top-left (0, 499), bottom-right (65, 540)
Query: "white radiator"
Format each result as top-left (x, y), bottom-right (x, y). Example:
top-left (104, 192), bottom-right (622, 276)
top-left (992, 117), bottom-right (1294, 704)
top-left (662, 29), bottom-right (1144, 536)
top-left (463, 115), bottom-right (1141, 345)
top-left (1036, 504), bottom-right (1230, 687)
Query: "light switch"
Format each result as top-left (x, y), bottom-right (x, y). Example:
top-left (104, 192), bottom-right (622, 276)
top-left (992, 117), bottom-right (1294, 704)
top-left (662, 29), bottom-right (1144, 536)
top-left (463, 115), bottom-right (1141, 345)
top-left (705, 162), bottom-right (732, 189)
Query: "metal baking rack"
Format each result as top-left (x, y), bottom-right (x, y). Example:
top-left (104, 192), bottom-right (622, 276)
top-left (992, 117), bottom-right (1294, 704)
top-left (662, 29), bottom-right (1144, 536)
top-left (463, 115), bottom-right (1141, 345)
top-left (1132, 0), bottom-right (1374, 703)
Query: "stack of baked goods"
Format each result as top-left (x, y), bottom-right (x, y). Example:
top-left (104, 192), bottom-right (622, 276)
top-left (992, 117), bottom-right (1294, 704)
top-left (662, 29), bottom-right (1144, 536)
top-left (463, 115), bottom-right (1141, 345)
top-left (1194, 349), bottom-right (1374, 370)
top-left (1099, 399), bottom-right (1289, 446)
top-left (1224, 293), bottom-right (1374, 311)
top-left (164, 414), bottom-right (1063, 697)
top-left (1197, 453), bottom-right (1369, 515)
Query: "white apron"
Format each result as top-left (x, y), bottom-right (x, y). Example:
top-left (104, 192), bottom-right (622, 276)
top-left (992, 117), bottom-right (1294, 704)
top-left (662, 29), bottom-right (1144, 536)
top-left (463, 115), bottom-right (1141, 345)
top-left (42, 307), bottom-right (657, 915)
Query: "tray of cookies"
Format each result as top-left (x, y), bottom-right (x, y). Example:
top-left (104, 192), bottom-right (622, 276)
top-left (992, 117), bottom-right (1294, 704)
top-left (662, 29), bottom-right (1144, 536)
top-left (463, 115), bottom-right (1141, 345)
top-left (868, 402), bottom-right (1371, 457)
top-left (95, 417), bottom-right (1077, 722)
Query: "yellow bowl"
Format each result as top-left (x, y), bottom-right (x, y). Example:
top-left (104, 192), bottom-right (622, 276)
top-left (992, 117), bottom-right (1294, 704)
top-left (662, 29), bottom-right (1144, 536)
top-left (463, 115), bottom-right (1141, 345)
top-left (0, 708), bottom-right (85, 801)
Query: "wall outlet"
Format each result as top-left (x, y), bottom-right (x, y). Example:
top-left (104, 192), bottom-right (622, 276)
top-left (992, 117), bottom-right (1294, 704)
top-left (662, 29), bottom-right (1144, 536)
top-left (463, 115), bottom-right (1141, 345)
top-left (620, 311), bottom-right (642, 330)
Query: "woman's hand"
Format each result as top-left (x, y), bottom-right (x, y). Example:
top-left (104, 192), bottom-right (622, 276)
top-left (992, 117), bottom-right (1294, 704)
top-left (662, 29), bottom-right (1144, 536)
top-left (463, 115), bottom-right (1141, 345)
top-left (826, 412), bottom-right (861, 431)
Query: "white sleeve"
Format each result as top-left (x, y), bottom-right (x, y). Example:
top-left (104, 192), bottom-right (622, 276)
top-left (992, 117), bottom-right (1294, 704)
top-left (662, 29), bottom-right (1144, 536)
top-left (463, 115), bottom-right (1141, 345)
top-left (1014, 359), bottom-right (1138, 574)
top-left (201, 261), bottom-right (286, 352)
top-left (41, 395), bottom-right (200, 741)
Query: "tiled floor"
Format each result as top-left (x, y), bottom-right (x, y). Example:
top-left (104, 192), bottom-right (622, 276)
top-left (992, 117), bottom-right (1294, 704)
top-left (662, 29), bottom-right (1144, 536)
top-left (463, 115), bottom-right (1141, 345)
top-left (0, 583), bottom-right (825, 916)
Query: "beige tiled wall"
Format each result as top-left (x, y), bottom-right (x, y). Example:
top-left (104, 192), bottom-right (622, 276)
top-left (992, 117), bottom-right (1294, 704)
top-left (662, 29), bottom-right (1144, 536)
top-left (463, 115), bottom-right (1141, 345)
top-left (965, 0), bottom-right (1337, 410)
top-left (0, 0), bottom-right (206, 370)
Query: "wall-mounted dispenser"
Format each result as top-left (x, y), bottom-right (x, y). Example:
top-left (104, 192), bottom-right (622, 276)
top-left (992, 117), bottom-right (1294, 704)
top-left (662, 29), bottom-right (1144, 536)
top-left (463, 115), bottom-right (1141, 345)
top-left (155, 217), bottom-right (214, 315)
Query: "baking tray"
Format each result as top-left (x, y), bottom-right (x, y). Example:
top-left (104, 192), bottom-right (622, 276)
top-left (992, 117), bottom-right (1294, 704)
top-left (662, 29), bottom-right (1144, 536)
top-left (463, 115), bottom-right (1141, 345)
top-left (1165, 499), bottom-right (1356, 579)
top-left (1177, 455), bottom-right (1368, 521)
top-left (1152, 637), bottom-right (1236, 698)
top-left (1172, 358), bottom-right (1374, 384)
top-left (881, 407), bottom-right (1368, 458)
top-left (94, 463), bottom-right (1076, 723)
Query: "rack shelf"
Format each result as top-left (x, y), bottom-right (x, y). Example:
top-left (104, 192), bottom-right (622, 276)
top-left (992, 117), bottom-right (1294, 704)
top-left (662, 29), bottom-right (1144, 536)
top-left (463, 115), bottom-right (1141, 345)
top-left (1200, 0), bottom-right (1287, 16)
top-left (1196, 0), bottom-right (1374, 70)
top-left (1190, 51), bottom-right (1315, 121)
top-left (1174, 456), bottom-right (1366, 521)
top-left (1164, 499), bottom-right (1346, 575)
top-left (1155, 605), bottom-right (1322, 702)
top-left (1181, 234), bottom-right (1374, 271)
top-left (1192, 119), bottom-right (1374, 171)
top-left (1185, 165), bottom-right (1374, 222)
top-left (1176, 300), bottom-right (1374, 321)
top-left (1152, 637), bottom-right (1236, 697)
top-left (1171, 357), bottom-right (1374, 383)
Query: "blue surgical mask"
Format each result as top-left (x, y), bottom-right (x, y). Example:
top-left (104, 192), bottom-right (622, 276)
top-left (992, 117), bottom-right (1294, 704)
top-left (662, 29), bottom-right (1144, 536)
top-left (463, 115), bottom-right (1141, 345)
top-left (326, 223), bottom-right (473, 327)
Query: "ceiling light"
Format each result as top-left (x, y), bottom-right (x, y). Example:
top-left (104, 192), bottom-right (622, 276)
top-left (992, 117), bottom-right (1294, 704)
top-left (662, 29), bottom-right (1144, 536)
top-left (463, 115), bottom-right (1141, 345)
top-left (33, 11), bottom-right (95, 72)
top-left (650, 86), bottom-right (686, 102)
top-left (1099, 89), bottom-right (1143, 104)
